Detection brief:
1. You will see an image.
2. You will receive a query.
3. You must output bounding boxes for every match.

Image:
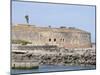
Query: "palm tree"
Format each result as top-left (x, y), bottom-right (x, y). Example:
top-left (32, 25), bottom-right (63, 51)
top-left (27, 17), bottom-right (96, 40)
top-left (25, 15), bottom-right (29, 24)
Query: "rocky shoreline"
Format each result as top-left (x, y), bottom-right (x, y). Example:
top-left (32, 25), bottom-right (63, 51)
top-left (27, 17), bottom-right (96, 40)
top-left (12, 45), bottom-right (96, 68)
top-left (39, 53), bottom-right (95, 66)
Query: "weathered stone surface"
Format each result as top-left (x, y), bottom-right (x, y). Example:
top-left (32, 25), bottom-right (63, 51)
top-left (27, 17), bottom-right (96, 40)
top-left (12, 45), bottom-right (96, 66)
top-left (12, 24), bottom-right (91, 48)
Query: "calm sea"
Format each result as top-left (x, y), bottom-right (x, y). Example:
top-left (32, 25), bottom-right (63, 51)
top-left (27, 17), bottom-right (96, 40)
top-left (11, 65), bottom-right (96, 75)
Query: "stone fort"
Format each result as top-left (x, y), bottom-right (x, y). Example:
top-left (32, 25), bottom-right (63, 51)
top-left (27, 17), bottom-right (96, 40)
top-left (12, 24), bottom-right (92, 48)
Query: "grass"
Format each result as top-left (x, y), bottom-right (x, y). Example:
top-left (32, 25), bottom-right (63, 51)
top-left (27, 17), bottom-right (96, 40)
top-left (12, 40), bottom-right (32, 45)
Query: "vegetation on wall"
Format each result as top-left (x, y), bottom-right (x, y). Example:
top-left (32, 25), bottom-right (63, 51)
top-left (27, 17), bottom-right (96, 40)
top-left (12, 40), bottom-right (32, 45)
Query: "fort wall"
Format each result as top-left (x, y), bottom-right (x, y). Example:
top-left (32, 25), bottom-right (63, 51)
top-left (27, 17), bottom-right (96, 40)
top-left (12, 24), bottom-right (92, 48)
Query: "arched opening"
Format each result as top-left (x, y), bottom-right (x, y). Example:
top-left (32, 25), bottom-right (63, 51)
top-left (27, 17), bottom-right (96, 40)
top-left (63, 39), bottom-right (64, 42)
top-left (49, 38), bottom-right (51, 42)
top-left (54, 38), bottom-right (56, 42)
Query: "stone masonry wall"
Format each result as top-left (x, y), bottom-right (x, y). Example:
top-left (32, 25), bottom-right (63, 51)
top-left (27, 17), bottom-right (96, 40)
top-left (12, 24), bottom-right (91, 48)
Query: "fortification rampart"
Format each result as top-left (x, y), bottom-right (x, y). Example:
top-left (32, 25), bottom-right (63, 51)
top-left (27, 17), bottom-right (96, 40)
top-left (12, 24), bottom-right (92, 48)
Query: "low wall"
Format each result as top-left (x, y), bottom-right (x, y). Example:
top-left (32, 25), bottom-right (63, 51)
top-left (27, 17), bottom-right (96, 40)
top-left (12, 61), bottom-right (39, 69)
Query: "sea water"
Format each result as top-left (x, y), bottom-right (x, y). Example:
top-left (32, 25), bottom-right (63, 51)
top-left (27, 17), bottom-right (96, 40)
top-left (11, 64), bottom-right (96, 75)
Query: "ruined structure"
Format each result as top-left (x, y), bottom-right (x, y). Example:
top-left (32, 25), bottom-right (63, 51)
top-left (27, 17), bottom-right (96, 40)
top-left (12, 24), bottom-right (92, 48)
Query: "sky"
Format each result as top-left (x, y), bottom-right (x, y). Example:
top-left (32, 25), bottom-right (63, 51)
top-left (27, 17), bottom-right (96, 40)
top-left (12, 1), bottom-right (96, 42)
